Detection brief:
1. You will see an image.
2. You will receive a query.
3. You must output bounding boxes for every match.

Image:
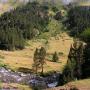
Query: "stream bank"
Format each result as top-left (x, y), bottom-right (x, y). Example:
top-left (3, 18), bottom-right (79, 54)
top-left (0, 67), bottom-right (62, 89)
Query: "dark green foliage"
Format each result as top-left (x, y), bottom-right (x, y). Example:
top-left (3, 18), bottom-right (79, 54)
top-left (65, 6), bottom-right (90, 37)
top-left (82, 43), bottom-right (90, 78)
top-left (52, 52), bottom-right (59, 62)
top-left (63, 58), bottom-right (77, 83)
top-left (63, 40), bottom-right (84, 82)
top-left (54, 12), bottom-right (62, 20)
top-left (0, 2), bottom-right (49, 50)
top-left (0, 28), bottom-right (25, 50)
top-left (51, 6), bottom-right (58, 12)
top-left (63, 6), bottom-right (90, 79)
top-left (80, 28), bottom-right (90, 42)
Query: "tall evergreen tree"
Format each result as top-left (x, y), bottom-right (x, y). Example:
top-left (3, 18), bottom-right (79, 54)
top-left (63, 39), bottom-right (84, 82)
top-left (39, 47), bottom-right (46, 74)
top-left (33, 48), bottom-right (40, 74)
top-left (52, 52), bottom-right (59, 62)
top-left (82, 43), bottom-right (90, 78)
top-left (0, 2), bottom-right (49, 50)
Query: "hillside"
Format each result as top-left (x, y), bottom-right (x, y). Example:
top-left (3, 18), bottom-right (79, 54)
top-left (0, 32), bottom-right (73, 73)
top-left (0, 0), bottom-right (90, 90)
top-left (79, 3), bottom-right (90, 6)
top-left (1, 0), bottom-right (89, 16)
top-left (0, 2), bottom-right (21, 15)
top-left (0, 2), bottom-right (50, 50)
top-left (46, 79), bottom-right (90, 90)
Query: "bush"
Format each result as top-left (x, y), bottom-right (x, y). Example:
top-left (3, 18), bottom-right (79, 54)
top-left (80, 28), bottom-right (90, 42)
top-left (52, 6), bottom-right (58, 12)
top-left (0, 63), bottom-right (7, 68)
top-left (52, 52), bottom-right (59, 62)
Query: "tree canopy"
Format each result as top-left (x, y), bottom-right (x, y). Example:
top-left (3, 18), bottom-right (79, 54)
top-left (0, 2), bottom-right (49, 50)
top-left (65, 6), bottom-right (90, 37)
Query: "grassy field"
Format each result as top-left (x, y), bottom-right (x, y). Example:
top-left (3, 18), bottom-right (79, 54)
top-left (0, 33), bottom-right (73, 73)
top-left (79, 2), bottom-right (90, 6)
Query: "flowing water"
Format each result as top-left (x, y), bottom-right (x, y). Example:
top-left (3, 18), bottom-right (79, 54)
top-left (0, 67), bottom-right (61, 89)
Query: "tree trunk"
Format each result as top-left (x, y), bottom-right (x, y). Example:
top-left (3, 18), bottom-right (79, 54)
top-left (36, 66), bottom-right (38, 74)
top-left (41, 64), bottom-right (44, 74)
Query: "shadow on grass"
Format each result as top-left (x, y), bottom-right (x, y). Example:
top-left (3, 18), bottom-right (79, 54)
top-left (17, 67), bottom-right (33, 73)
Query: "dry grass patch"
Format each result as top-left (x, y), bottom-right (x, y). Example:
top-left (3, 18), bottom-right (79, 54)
top-left (0, 33), bottom-right (73, 73)
top-left (0, 83), bottom-right (32, 90)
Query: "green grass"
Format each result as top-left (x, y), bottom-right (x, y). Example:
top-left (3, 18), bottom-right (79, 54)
top-left (38, 19), bottom-right (63, 40)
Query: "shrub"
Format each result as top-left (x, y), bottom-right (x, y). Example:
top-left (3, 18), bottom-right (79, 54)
top-left (80, 28), bottom-right (90, 42)
top-left (52, 52), bottom-right (59, 62)
top-left (58, 52), bottom-right (63, 56)
top-left (0, 63), bottom-right (7, 68)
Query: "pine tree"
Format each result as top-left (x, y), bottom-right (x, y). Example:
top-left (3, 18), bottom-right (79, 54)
top-left (63, 39), bottom-right (84, 82)
top-left (33, 48), bottom-right (40, 74)
top-left (33, 47), bottom-right (46, 74)
top-left (82, 43), bottom-right (90, 78)
top-left (0, 2), bottom-right (49, 50)
top-left (39, 47), bottom-right (46, 74)
top-left (52, 52), bottom-right (59, 62)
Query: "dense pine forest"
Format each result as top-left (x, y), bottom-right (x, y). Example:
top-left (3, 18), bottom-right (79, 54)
top-left (0, 2), bottom-right (49, 50)
top-left (63, 6), bottom-right (90, 79)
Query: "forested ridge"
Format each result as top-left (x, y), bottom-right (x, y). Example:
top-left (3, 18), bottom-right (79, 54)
top-left (63, 5), bottom-right (90, 80)
top-left (0, 2), bottom-right (49, 50)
